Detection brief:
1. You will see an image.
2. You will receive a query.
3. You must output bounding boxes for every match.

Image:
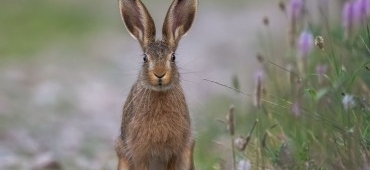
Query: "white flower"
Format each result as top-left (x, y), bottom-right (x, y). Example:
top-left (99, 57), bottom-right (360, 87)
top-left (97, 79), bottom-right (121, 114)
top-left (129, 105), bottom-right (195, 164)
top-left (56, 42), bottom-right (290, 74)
top-left (237, 159), bottom-right (251, 170)
top-left (342, 94), bottom-right (356, 111)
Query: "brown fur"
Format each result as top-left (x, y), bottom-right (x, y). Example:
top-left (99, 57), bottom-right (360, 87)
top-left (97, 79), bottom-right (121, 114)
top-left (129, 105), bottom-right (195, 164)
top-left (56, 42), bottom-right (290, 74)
top-left (116, 0), bottom-right (198, 169)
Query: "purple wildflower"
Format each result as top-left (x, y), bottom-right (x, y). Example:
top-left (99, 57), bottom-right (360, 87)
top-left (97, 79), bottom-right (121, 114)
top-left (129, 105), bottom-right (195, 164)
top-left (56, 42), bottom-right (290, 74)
top-left (354, 0), bottom-right (370, 24)
top-left (363, 164), bottom-right (370, 170)
top-left (291, 102), bottom-right (301, 117)
top-left (316, 64), bottom-right (328, 84)
top-left (316, 64), bottom-right (328, 75)
top-left (364, 0), bottom-right (370, 17)
top-left (343, 1), bottom-right (355, 39)
top-left (298, 30), bottom-right (314, 58)
top-left (288, 0), bottom-right (304, 47)
top-left (289, 0), bottom-right (304, 21)
top-left (342, 0), bottom-right (370, 39)
top-left (343, 1), bottom-right (354, 28)
top-left (354, 0), bottom-right (364, 26)
top-left (253, 69), bottom-right (264, 109)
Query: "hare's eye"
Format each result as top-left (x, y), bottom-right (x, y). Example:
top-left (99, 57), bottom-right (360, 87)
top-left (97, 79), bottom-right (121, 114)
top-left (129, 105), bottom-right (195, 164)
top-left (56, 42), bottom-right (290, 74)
top-left (171, 53), bottom-right (176, 62)
top-left (143, 54), bottom-right (148, 62)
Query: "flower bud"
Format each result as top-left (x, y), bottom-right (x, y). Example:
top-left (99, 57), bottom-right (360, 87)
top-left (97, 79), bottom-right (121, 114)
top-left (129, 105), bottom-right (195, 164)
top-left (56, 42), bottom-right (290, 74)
top-left (253, 69), bottom-right (264, 109)
top-left (315, 36), bottom-right (324, 50)
top-left (234, 136), bottom-right (247, 151)
top-left (298, 30), bottom-right (314, 58)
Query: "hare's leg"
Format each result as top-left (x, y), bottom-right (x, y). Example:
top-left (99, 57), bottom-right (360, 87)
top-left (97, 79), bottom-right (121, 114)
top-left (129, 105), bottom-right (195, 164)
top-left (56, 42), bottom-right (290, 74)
top-left (133, 161), bottom-right (149, 170)
top-left (183, 140), bottom-right (195, 170)
top-left (166, 156), bottom-right (178, 170)
top-left (117, 158), bottom-right (130, 170)
top-left (167, 140), bottom-right (195, 170)
top-left (115, 138), bottom-right (130, 170)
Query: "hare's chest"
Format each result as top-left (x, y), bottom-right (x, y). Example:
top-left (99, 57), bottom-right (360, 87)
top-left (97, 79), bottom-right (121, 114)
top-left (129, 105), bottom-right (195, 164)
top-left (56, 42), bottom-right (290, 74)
top-left (125, 89), bottom-right (191, 157)
top-left (130, 106), bottom-right (190, 142)
top-left (127, 101), bottom-right (190, 155)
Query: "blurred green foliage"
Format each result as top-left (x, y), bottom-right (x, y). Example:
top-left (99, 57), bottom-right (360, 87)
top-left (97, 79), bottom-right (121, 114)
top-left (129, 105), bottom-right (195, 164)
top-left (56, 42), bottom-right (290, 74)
top-left (0, 0), bottom-right (105, 58)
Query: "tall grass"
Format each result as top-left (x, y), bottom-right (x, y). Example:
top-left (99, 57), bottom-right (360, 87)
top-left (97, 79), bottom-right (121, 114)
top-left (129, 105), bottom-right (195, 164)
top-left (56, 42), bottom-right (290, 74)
top-left (201, 0), bottom-right (370, 169)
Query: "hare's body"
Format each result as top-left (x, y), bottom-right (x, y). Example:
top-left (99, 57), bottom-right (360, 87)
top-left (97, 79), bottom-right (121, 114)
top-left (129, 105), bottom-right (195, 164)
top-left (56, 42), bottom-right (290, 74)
top-left (115, 0), bottom-right (198, 169)
top-left (117, 80), bottom-right (192, 169)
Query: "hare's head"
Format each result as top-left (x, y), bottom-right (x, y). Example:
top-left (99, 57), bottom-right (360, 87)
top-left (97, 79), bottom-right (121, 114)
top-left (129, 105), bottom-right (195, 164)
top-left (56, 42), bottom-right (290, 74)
top-left (119, 0), bottom-right (198, 91)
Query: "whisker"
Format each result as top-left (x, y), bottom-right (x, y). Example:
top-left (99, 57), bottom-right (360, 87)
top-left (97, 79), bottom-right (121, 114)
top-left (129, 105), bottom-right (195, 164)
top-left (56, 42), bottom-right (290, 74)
top-left (177, 56), bottom-right (202, 68)
top-left (122, 86), bottom-right (145, 113)
top-left (179, 71), bottom-right (203, 75)
top-left (181, 78), bottom-right (198, 84)
top-left (173, 86), bottom-right (183, 115)
top-left (146, 87), bottom-right (152, 111)
top-left (203, 78), bottom-right (252, 96)
top-left (134, 87), bottom-right (148, 117)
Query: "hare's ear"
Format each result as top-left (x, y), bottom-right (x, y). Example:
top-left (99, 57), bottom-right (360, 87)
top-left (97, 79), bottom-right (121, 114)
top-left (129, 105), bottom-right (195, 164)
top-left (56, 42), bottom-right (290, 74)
top-left (162, 0), bottom-right (198, 50)
top-left (119, 0), bottom-right (156, 50)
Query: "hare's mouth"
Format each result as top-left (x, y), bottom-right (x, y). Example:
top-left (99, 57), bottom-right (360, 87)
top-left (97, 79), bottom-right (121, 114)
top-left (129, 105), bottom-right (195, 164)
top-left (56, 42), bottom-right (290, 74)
top-left (148, 82), bottom-right (173, 92)
top-left (144, 70), bottom-right (173, 91)
top-left (148, 72), bottom-right (171, 86)
top-left (146, 77), bottom-right (173, 91)
top-left (158, 79), bottom-right (163, 86)
top-left (153, 78), bottom-right (170, 88)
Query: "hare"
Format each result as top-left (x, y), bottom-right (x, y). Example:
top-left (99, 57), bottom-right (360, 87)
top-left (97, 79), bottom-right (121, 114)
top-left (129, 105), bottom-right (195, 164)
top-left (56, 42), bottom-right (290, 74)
top-left (115, 0), bottom-right (198, 170)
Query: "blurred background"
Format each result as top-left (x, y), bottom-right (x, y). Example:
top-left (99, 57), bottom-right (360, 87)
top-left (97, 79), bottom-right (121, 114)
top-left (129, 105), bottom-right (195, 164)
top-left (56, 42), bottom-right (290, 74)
top-left (0, 0), bottom-right (351, 170)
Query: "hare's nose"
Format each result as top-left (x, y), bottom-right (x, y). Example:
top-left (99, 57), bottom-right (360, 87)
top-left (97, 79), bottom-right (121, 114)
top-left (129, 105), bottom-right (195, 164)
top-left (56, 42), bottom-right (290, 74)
top-left (154, 73), bottom-right (166, 79)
